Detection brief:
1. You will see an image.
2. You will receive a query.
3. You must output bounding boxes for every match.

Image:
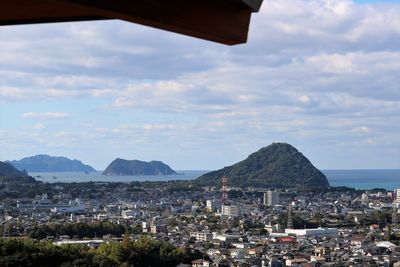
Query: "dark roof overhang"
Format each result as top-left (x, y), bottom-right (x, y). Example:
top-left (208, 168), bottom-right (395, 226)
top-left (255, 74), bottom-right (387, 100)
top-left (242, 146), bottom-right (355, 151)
top-left (0, 0), bottom-right (263, 45)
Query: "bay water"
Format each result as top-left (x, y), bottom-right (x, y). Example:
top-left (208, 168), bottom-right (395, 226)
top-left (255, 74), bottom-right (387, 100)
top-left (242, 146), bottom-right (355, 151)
top-left (29, 169), bottom-right (400, 190)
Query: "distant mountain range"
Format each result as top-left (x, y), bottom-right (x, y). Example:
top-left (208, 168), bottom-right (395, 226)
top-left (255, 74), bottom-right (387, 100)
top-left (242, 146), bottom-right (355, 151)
top-left (103, 158), bottom-right (177, 176)
top-left (8, 155), bottom-right (96, 173)
top-left (194, 142), bottom-right (329, 189)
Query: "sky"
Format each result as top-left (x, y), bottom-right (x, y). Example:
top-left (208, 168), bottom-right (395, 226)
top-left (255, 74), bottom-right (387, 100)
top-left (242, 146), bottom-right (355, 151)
top-left (0, 0), bottom-right (399, 171)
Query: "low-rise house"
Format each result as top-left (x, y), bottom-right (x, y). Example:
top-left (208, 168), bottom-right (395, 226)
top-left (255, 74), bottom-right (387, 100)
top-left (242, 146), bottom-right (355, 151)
top-left (191, 259), bottom-right (211, 267)
top-left (285, 258), bottom-right (308, 266)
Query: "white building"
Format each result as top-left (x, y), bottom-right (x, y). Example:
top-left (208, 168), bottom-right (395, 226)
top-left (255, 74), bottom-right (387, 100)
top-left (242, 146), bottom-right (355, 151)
top-left (18, 195), bottom-right (86, 213)
top-left (213, 234), bottom-right (241, 243)
top-left (121, 209), bottom-right (141, 219)
top-left (285, 227), bottom-right (338, 237)
top-left (221, 204), bottom-right (240, 217)
top-left (285, 258), bottom-right (308, 266)
top-left (190, 231), bottom-right (213, 242)
top-left (54, 239), bottom-right (104, 248)
top-left (264, 190), bottom-right (280, 206)
top-left (361, 193), bottom-right (369, 202)
top-left (265, 222), bottom-right (282, 233)
top-left (395, 189), bottom-right (400, 203)
top-left (142, 222), bottom-right (149, 233)
top-left (51, 204), bottom-right (85, 213)
top-left (206, 200), bottom-right (219, 212)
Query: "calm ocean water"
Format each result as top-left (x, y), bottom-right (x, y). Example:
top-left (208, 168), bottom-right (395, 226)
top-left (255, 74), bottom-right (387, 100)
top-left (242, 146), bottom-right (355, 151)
top-left (29, 170), bottom-right (209, 183)
top-left (29, 169), bottom-right (400, 190)
top-left (323, 169), bottom-right (400, 190)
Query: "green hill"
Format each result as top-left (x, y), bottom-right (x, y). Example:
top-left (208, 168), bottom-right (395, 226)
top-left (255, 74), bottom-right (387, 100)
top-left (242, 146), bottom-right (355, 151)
top-left (0, 161), bottom-right (28, 177)
top-left (194, 143), bottom-right (329, 189)
top-left (0, 161), bottom-right (36, 183)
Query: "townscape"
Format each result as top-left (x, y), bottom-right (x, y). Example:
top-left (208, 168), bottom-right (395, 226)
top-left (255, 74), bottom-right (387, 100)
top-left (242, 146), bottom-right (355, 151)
top-left (2, 0), bottom-right (400, 266)
top-left (2, 175), bottom-right (400, 267)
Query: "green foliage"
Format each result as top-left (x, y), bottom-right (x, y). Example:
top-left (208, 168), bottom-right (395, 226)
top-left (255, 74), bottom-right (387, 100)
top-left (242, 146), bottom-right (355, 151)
top-left (0, 161), bottom-right (29, 177)
top-left (0, 238), bottom-right (95, 267)
top-left (103, 158), bottom-right (176, 175)
top-left (358, 210), bottom-right (391, 226)
top-left (277, 213), bottom-right (318, 229)
top-left (228, 190), bottom-right (243, 199)
top-left (0, 237), bottom-right (202, 267)
top-left (194, 142), bottom-right (329, 188)
top-left (0, 161), bottom-right (36, 185)
top-left (29, 222), bottom-right (126, 240)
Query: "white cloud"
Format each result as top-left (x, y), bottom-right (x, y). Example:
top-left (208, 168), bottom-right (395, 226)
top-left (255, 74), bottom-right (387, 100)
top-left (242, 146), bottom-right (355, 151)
top-left (143, 124), bottom-right (177, 130)
top-left (21, 112), bottom-right (69, 119)
top-left (351, 126), bottom-right (370, 133)
top-left (33, 123), bottom-right (46, 130)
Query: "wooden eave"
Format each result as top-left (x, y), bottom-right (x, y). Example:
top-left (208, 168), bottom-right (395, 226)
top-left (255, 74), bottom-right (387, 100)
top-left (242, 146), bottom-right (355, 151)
top-left (0, 0), bottom-right (263, 45)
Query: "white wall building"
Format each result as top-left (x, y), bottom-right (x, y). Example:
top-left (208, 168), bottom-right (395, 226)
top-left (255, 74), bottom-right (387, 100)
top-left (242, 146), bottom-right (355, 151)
top-left (395, 189), bottom-right (400, 203)
top-left (18, 195), bottom-right (86, 213)
top-left (265, 222), bottom-right (282, 233)
top-left (264, 190), bottom-right (280, 206)
top-left (221, 204), bottom-right (240, 217)
top-left (213, 234), bottom-right (241, 243)
top-left (190, 231), bottom-right (213, 242)
top-left (121, 209), bottom-right (141, 219)
top-left (285, 227), bottom-right (338, 237)
top-left (206, 200), bottom-right (219, 212)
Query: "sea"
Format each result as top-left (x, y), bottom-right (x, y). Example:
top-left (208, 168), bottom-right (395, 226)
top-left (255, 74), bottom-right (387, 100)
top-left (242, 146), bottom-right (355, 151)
top-left (28, 169), bottom-right (400, 190)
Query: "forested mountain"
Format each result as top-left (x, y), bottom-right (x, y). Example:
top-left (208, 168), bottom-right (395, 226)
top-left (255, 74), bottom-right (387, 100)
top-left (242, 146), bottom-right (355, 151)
top-left (195, 143), bottom-right (329, 189)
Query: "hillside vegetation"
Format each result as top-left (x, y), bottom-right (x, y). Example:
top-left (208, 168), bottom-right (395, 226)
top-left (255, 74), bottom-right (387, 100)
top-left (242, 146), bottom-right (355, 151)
top-left (195, 143), bottom-right (329, 189)
top-left (103, 158), bottom-right (177, 175)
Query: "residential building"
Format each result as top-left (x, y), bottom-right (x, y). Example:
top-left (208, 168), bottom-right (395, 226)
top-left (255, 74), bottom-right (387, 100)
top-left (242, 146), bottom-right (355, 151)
top-left (395, 189), bottom-right (400, 203)
top-left (221, 204), bottom-right (240, 217)
top-left (190, 231), bottom-right (213, 242)
top-left (206, 200), bottom-right (219, 212)
top-left (264, 190), bottom-right (280, 206)
top-left (285, 227), bottom-right (338, 237)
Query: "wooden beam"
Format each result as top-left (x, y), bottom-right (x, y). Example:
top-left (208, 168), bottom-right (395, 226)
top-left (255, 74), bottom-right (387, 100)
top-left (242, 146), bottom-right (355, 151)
top-left (66, 0), bottom-right (253, 45)
top-left (0, 0), bottom-right (109, 26)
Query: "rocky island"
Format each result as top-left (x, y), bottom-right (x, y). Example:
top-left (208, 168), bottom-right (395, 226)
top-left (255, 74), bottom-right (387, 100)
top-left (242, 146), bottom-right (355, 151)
top-left (103, 158), bottom-right (177, 175)
top-left (9, 155), bottom-right (96, 173)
